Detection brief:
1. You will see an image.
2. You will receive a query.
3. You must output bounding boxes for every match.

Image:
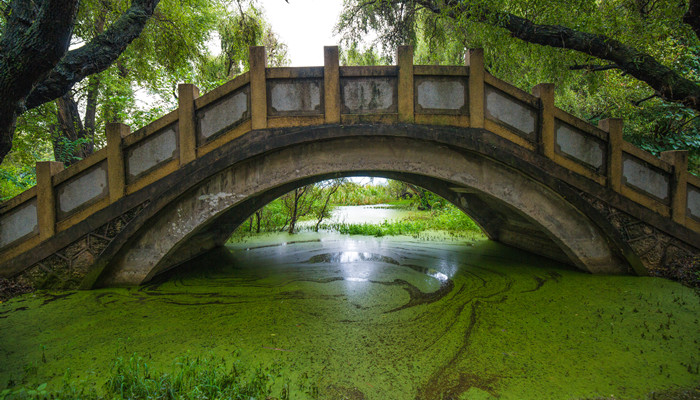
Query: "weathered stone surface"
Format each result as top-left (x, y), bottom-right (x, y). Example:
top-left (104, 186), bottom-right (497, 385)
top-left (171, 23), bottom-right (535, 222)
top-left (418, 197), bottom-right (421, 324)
top-left (57, 162), bottom-right (108, 217)
top-left (622, 154), bottom-right (670, 202)
top-left (484, 85), bottom-right (537, 139)
top-left (126, 126), bottom-right (178, 179)
top-left (99, 136), bottom-right (627, 287)
top-left (555, 121), bottom-right (605, 170)
top-left (687, 184), bottom-right (700, 220)
top-left (198, 89), bottom-right (249, 141)
top-left (268, 79), bottom-right (322, 115)
top-left (341, 77), bottom-right (397, 114)
top-left (11, 201), bottom-right (150, 290)
top-left (0, 199), bottom-right (38, 248)
top-left (415, 77), bottom-right (467, 113)
top-left (580, 191), bottom-right (698, 286)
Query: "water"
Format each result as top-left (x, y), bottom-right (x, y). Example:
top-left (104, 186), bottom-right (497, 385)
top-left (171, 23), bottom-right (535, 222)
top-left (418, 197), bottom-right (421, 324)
top-left (0, 215), bottom-right (699, 398)
top-left (296, 204), bottom-right (416, 228)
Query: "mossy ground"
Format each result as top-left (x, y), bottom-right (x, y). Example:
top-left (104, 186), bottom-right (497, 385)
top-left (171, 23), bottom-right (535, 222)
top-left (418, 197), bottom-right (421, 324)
top-left (0, 235), bottom-right (698, 399)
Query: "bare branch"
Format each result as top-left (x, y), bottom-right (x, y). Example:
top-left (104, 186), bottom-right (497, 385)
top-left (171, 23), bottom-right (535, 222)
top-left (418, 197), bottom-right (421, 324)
top-left (631, 93), bottom-right (660, 106)
top-left (569, 64), bottom-right (621, 72)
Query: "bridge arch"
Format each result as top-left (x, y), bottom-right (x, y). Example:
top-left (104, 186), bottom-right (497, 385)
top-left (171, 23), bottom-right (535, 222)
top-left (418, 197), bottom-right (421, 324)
top-left (90, 128), bottom-right (631, 287)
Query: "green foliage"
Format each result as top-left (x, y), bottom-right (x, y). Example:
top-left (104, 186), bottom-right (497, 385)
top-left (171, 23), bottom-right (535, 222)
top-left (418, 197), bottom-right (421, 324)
top-left (337, 0), bottom-right (700, 174)
top-left (340, 43), bottom-right (391, 66)
top-left (196, 4), bottom-right (289, 92)
top-left (0, 354), bottom-right (287, 400)
top-left (323, 203), bottom-right (482, 238)
top-left (1, 0), bottom-right (290, 198)
top-left (330, 181), bottom-right (395, 205)
top-left (53, 137), bottom-right (93, 165)
top-left (231, 179), bottom-right (484, 240)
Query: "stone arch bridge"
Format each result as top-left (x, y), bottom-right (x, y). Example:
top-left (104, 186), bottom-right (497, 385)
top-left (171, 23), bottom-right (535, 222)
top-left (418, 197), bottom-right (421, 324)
top-left (1, 46), bottom-right (698, 288)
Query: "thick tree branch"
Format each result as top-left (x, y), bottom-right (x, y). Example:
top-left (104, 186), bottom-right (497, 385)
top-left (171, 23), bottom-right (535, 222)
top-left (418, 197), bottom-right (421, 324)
top-left (0, 0), bottom-right (80, 164)
top-left (25, 0), bottom-right (160, 110)
top-left (415, 0), bottom-right (700, 112)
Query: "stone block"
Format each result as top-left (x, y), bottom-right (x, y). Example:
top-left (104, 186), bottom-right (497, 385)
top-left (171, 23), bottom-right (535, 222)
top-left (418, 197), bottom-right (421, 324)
top-left (341, 77), bottom-right (397, 114)
top-left (197, 87), bottom-right (250, 142)
top-left (415, 76), bottom-right (467, 115)
top-left (621, 154), bottom-right (670, 202)
top-left (0, 199), bottom-right (38, 248)
top-left (555, 120), bottom-right (605, 171)
top-left (56, 161), bottom-right (109, 218)
top-left (268, 79), bottom-right (322, 116)
top-left (485, 85), bottom-right (537, 140)
top-left (126, 125), bottom-right (178, 181)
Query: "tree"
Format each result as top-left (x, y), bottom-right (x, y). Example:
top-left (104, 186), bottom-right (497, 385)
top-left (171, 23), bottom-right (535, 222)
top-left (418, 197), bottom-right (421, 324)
top-left (337, 0), bottom-right (700, 172)
top-left (338, 0), bottom-right (700, 110)
top-left (198, 4), bottom-right (289, 87)
top-left (46, 0), bottom-right (221, 165)
top-left (0, 0), bottom-right (162, 165)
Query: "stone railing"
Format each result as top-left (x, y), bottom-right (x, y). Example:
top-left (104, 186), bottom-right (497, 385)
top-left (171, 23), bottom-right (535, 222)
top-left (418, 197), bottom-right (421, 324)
top-left (1, 46), bottom-right (698, 264)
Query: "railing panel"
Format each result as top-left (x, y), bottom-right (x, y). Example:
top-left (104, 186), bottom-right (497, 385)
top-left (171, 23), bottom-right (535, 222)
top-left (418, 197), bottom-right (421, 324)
top-left (554, 119), bottom-right (606, 173)
top-left (622, 152), bottom-right (671, 204)
top-left (340, 77), bottom-right (398, 115)
top-left (197, 85), bottom-right (250, 144)
top-left (484, 84), bottom-right (538, 142)
top-left (125, 124), bottom-right (179, 183)
top-left (414, 76), bottom-right (468, 115)
top-left (56, 161), bottom-right (109, 220)
top-left (0, 198), bottom-right (38, 249)
top-left (267, 79), bottom-right (323, 116)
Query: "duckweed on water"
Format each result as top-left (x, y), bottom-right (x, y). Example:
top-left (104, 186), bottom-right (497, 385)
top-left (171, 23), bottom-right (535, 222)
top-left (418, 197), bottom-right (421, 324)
top-left (1, 235), bottom-right (699, 399)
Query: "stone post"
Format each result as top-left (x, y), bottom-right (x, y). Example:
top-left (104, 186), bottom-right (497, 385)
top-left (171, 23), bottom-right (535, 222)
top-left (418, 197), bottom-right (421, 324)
top-left (36, 161), bottom-right (63, 240)
top-left (324, 46), bottom-right (341, 124)
top-left (250, 46), bottom-right (267, 130)
top-left (660, 150), bottom-right (688, 224)
top-left (532, 83), bottom-right (555, 159)
top-left (397, 45), bottom-right (414, 123)
top-left (599, 118), bottom-right (623, 193)
top-left (106, 123), bottom-right (129, 203)
top-left (178, 83), bottom-right (200, 165)
top-left (466, 48), bottom-right (484, 129)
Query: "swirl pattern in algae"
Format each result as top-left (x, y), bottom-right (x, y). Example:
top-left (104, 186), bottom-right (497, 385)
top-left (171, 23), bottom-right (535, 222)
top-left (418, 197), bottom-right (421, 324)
top-left (1, 234), bottom-right (698, 399)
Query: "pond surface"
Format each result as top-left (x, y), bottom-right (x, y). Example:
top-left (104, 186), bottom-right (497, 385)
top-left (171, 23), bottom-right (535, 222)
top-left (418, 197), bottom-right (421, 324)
top-left (1, 205), bottom-right (699, 399)
top-left (296, 204), bottom-right (418, 229)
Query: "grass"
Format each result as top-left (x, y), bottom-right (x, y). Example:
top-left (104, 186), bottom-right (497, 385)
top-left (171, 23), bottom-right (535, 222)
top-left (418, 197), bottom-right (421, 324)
top-left (1, 354), bottom-right (290, 400)
top-left (318, 205), bottom-right (484, 238)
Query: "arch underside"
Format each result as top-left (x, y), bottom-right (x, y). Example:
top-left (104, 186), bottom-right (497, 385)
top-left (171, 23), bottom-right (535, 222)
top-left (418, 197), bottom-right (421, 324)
top-left (92, 134), bottom-right (630, 287)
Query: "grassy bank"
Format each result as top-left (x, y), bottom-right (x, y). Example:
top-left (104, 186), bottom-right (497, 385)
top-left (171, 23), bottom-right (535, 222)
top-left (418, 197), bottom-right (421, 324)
top-left (0, 353), bottom-right (299, 400)
top-left (318, 204), bottom-right (483, 239)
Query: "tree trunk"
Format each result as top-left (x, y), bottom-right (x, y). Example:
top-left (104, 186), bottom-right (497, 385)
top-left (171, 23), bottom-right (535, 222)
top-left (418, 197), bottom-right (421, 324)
top-left (0, 0), bottom-right (160, 165)
top-left (315, 181), bottom-right (342, 231)
top-left (288, 188), bottom-right (300, 234)
top-left (54, 92), bottom-right (94, 166)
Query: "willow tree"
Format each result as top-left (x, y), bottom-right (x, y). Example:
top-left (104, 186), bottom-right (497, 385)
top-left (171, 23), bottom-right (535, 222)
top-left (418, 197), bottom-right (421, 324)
top-left (337, 0), bottom-right (700, 171)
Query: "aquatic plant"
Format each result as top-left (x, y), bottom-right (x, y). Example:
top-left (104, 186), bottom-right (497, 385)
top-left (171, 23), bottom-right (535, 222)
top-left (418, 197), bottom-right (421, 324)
top-left (0, 354), bottom-right (286, 400)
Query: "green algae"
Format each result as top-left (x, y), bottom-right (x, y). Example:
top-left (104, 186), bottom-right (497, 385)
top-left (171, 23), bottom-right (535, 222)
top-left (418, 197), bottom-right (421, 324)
top-left (0, 234), bottom-right (698, 399)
